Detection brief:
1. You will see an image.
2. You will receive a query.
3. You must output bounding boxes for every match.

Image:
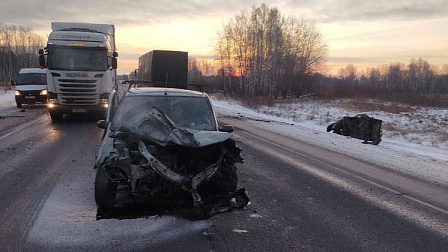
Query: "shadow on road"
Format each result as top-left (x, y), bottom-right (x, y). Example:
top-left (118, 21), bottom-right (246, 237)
top-left (96, 188), bottom-right (250, 221)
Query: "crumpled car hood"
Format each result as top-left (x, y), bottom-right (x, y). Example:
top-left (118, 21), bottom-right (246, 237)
top-left (118, 107), bottom-right (232, 148)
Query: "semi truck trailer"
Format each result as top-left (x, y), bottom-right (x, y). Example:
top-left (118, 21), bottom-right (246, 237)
top-left (138, 50), bottom-right (188, 89)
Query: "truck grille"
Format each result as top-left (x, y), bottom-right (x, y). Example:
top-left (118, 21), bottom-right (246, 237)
top-left (56, 78), bottom-right (99, 105)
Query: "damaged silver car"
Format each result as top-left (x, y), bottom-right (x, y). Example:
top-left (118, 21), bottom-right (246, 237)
top-left (94, 86), bottom-right (247, 216)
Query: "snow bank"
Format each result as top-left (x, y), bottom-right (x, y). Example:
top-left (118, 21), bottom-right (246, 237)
top-left (0, 90), bottom-right (15, 108)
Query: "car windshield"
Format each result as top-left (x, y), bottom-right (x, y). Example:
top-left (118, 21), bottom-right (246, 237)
top-left (111, 95), bottom-right (217, 131)
top-left (17, 73), bottom-right (46, 85)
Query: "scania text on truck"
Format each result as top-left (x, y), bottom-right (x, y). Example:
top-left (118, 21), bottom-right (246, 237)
top-left (39, 22), bottom-right (118, 120)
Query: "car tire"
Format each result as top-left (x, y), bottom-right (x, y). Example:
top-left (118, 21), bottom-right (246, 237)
top-left (221, 165), bottom-right (238, 193)
top-left (94, 167), bottom-right (117, 208)
top-left (200, 162), bottom-right (238, 197)
top-left (50, 111), bottom-right (63, 121)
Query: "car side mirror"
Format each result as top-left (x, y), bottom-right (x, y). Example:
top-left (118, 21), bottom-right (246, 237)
top-left (219, 125), bottom-right (234, 133)
top-left (97, 119), bottom-right (106, 129)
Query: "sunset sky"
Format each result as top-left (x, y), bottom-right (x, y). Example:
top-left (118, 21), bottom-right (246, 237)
top-left (1, 0), bottom-right (447, 75)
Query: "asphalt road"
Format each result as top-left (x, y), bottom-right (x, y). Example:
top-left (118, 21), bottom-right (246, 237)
top-left (1, 107), bottom-right (448, 251)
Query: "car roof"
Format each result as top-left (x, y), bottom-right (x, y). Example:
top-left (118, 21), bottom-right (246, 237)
top-left (18, 68), bottom-right (47, 74)
top-left (124, 87), bottom-right (209, 98)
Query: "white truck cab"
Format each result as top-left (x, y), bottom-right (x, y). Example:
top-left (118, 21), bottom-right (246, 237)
top-left (39, 22), bottom-right (118, 120)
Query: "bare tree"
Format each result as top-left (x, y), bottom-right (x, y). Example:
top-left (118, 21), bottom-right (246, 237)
top-left (215, 4), bottom-right (328, 98)
top-left (338, 64), bottom-right (357, 86)
top-left (408, 58), bottom-right (434, 93)
top-left (215, 27), bottom-right (235, 97)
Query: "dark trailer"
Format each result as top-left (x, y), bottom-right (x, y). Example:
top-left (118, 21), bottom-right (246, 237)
top-left (138, 50), bottom-right (188, 89)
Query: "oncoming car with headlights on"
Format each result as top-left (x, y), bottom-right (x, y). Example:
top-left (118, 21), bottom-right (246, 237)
top-left (11, 68), bottom-right (48, 108)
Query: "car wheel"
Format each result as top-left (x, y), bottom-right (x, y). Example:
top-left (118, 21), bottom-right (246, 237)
top-left (50, 111), bottom-right (63, 121)
top-left (200, 163), bottom-right (238, 197)
top-left (221, 164), bottom-right (238, 193)
top-left (16, 102), bottom-right (22, 108)
top-left (94, 167), bottom-right (117, 208)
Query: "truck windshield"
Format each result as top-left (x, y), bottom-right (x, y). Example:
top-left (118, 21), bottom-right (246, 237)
top-left (47, 46), bottom-right (108, 71)
top-left (17, 73), bottom-right (46, 85)
top-left (112, 95), bottom-right (217, 131)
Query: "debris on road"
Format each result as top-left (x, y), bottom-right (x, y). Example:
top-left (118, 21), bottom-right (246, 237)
top-left (326, 114), bottom-right (382, 145)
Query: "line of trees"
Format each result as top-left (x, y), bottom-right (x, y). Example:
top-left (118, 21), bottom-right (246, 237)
top-left (215, 4), bottom-right (327, 98)
top-left (0, 23), bottom-right (45, 83)
top-left (337, 59), bottom-right (448, 95)
top-left (208, 4), bottom-right (448, 107)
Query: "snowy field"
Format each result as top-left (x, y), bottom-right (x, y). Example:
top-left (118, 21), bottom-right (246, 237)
top-left (209, 95), bottom-right (448, 187)
top-left (1, 90), bottom-right (447, 186)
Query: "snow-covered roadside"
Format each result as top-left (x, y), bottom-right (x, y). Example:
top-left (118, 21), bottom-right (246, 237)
top-left (0, 90), bottom-right (15, 108)
top-left (210, 97), bottom-right (448, 186)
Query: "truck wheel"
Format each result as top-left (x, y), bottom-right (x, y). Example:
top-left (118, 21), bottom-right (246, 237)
top-left (16, 102), bottom-right (22, 108)
top-left (50, 111), bottom-right (63, 121)
top-left (94, 167), bottom-right (117, 208)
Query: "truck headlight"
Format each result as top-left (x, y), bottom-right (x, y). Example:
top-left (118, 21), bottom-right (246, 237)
top-left (100, 98), bottom-right (108, 108)
top-left (40, 89), bottom-right (48, 96)
top-left (47, 98), bottom-right (58, 109)
top-left (14, 90), bottom-right (21, 96)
